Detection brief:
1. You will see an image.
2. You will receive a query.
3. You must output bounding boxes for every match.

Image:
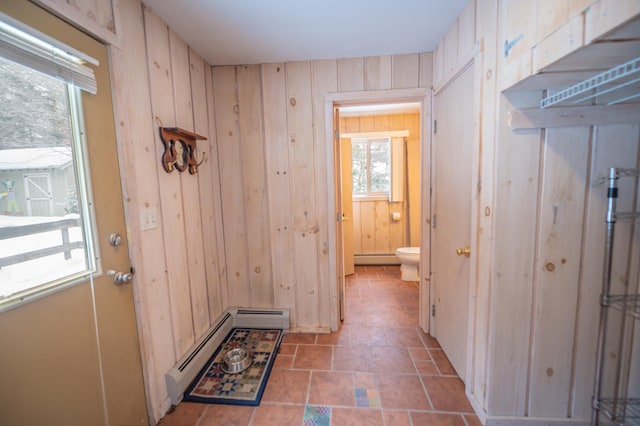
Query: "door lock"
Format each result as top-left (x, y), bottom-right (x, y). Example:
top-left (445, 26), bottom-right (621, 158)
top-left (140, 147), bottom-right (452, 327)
top-left (455, 246), bottom-right (471, 257)
top-left (106, 269), bottom-right (134, 285)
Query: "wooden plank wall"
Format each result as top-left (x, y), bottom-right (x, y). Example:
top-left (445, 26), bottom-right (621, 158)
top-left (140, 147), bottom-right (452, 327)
top-left (211, 56), bottom-right (432, 331)
top-left (108, 1), bottom-right (227, 422)
top-left (434, 0), bottom-right (640, 423)
top-left (339, 112), bottom-right (421, 254)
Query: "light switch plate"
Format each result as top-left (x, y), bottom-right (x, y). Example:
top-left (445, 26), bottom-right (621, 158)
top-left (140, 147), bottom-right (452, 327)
top-left (141, 208), bottom-right (157, 231)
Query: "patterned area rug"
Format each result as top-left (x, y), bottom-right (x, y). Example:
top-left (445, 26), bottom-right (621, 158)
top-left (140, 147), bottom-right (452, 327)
top-left (183, 328), bottom-right (283, 406)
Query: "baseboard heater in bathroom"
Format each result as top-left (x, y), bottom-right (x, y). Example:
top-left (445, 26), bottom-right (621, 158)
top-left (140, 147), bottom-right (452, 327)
top-left (354, 254), bottom-right (400, 265)
top-left (165, 307), bottom-right (290, 405)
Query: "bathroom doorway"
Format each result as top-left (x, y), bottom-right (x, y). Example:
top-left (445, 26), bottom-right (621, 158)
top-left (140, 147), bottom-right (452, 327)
top-left (338, 103), bottom-right (422, 274)
top-left (325, 88), bottom-right (431, 331)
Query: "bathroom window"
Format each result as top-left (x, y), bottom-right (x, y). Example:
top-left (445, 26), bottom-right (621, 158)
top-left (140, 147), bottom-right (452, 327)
top-left (352, 137), bottom-right (391, 197)
top-left (0, 18), bottom-right (98, 306)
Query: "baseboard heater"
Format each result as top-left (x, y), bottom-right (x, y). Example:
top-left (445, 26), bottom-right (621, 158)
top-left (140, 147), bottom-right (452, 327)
top-left (354, 254), bottom-right (400, 265)
top-left (165, 307), bottom-right (290, 405)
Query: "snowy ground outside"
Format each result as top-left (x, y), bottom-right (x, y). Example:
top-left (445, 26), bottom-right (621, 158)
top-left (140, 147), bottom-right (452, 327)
top-left (0, 214), bottom-right (87, 299)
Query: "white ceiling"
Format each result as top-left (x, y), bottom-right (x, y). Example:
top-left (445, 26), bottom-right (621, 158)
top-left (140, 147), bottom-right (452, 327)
top-left (141, 0), bottom-right (468, 66)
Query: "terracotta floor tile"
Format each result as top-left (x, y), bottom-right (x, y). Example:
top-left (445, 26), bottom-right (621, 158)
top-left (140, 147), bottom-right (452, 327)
top-left (161, 266), bottom-right (476, 425)
top-left (408, 347), bottom-right (431, 361)
top-left (308, 371), bottom-right (355, 406)
top-left (430, 349), bottom-right (458, 375)
top-left (359, 287), bottom-right (389, 300)
top-left (415, 360), bottom-right (439, 375)
top-left (292, 344), bottom-right (332, 370)
top-left (198, 404), bottom-right (254, 426)
top-left (393, 310), bottom-right (420, 327)
top-left (261, 369), bottom-right (310, 404)
top-left (356, 272), bottom-right (381, 280)
top-left (157, 402), bottom-right (206, 425)
top-left (369, 346), bottom-right (415, 373)
top-left (316, 327), bottom-right (350, 345)
top-left (383, 409), bottom-right (412, 425)
top-left (250, 403), bottom-right (304, 426)
top-left (354, 372), bottom-right (377, 388)
top-left (465, 413), bottom-right (483, 426)
top-left (331, 407), bottom-right (384, 425)
top-left (384, 327), bottom-right (424, 347)
top-left (342, 310), bottom-right (366, 325)
top-left (273, 354), bottom-right (293, 369)
top-left (345, 287), bottom-right (360, 298)
top-left (365, 311), bottom-right (398, 327)
top-left (334, 345), bottom-right (372, 371)
top-left (420, 332), bottom-right (441, 348)
top-left (410, 411), bottom-right (467, 426)
top-left (350, 326), bottom-right (388, 346)
top-left (282, 333), bottom-right (316, 344)
top-left (346, 279), bottom-right (372, 288)
top-left (377, 374), bottom-right (431, 410)
top-left (422, 376), bottom-right (474, 413)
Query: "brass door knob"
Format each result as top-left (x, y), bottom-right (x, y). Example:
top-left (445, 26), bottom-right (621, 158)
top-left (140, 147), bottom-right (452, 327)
top-left (456, 246), bottom-right (471, 257)
top-left (342, 214), bottom-right (350, 222)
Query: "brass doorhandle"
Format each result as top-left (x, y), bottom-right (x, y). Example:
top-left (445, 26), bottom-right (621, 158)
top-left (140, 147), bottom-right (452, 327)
top-left (342, 214), bottom-right (350, 222)
top-left (456, 246), bottom-right (471, 257)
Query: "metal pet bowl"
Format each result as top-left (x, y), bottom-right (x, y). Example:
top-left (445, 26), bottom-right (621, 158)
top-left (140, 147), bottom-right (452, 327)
top-left (221, 347), bottom-right (252, 374)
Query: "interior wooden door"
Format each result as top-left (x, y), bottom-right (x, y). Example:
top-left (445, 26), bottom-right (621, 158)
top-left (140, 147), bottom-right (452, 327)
top-left (0, 3), bottom-right (148, 425)
top-left (340, 137), bottom-right (355, 276)
top-left (431, 63), bottom-right (475, 382)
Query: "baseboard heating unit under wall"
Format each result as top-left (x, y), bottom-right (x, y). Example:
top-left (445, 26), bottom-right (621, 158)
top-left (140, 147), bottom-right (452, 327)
top-left (165, 307), bottom-right (290, 405)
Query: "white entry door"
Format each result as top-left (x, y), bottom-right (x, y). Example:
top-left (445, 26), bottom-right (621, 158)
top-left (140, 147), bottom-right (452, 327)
top-left (431, 63), bottom-right (475, 381)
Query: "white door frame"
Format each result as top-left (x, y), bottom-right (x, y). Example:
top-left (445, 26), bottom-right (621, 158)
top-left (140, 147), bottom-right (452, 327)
top-left (324, 88), bottom-right (431, 332)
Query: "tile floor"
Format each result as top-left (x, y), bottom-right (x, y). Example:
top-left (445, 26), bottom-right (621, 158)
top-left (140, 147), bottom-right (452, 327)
top-left (159, 265), bottom-right (480, 426)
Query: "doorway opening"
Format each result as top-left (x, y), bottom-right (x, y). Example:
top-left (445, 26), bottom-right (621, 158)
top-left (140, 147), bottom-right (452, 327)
top-left (324, 88), bottom-right (431, 333)
top-left (338, 102), bottom-right (421, 271)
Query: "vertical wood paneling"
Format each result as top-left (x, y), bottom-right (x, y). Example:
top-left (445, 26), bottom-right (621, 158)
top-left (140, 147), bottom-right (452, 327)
top-left (528, 127), bottom-right (590, 417)
top-left (392, 54), bottom-right (420, 89)
top-left (365, 55), bottom-right (392, 91)
top-left (191, 52), bottom-right (224, 321)
top-left (237, 65), bottom-right (274, 307)
top-left (360, 116), bottom-right (375, 132)
top-left (312, 59), bottom-right (338, 327)
top-left (472, 0), bottom-right (499, 412)
top-left (536, 0), bottom-right (570, 41)
top-left (109, 1), bottom-right (173, 420)
top-left (262, 63), bottom-right (296, 316)
top-left (212, 66), bottom-right (251, 307)
top-left (286, 61), bottom-right (320, 328)
top-left (360, 201), bottom-right (376, 253)
top-left (419, 52), bottom-right (434, 88)
top-left (388, 201), bottom-right (404, 250)
top-left (487, 92), bottom-right (541, 416)
top-left (374, 201), bottom-right (390, 252)
top-left (144, 8), bottom-right (193, 356)
top-left (353, 201), bottom-right (362, 253)
top-left (374, 115), bottom-right (389, 131)
top-left (338, 57), bottom-right (365, 92)
top-left (170, 31), bottom-right (209, 338)
top-left (443, 22), bottom-right (459, 77)
top-left (458, 0), bottom-right (477, 55)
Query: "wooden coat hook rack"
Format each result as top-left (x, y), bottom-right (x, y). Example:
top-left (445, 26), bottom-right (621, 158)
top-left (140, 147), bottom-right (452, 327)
top-left (159, 127), bottom-right (207, 174)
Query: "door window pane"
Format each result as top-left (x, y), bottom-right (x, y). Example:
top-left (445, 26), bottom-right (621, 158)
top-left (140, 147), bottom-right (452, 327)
top-left (0, 57), bottom-right (95, 302)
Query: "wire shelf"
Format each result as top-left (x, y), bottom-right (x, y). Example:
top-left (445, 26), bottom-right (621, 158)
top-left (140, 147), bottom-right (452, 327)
top-left (541, 56), bottom-right (640, 109)
top-left (600, 398), bottom-right (640, 425)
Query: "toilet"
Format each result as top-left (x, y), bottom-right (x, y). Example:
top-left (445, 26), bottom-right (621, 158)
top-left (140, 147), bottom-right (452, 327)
top-left (395, 247), bottom-right (420, 281)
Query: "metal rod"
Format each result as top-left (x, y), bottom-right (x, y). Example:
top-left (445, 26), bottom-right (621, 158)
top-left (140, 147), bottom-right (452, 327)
top-left (592, 167), bottom-right (618, 426)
